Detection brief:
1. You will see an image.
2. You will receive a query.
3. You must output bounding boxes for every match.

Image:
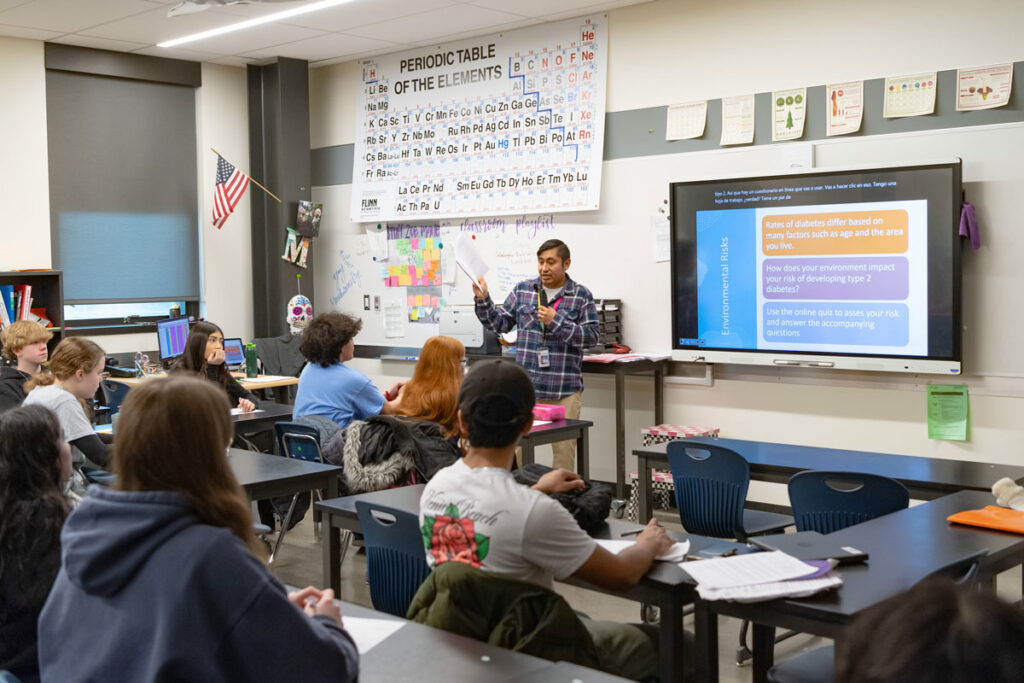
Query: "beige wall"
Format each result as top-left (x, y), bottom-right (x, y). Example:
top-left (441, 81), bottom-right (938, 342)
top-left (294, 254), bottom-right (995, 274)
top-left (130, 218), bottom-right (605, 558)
top-left (0, 37), bottom-right (50, 270)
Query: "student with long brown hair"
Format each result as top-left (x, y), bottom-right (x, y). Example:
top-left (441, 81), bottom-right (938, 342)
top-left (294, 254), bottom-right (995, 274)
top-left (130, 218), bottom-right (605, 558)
top-left (171, 320), bottom-right (258, 412)
top-left (0, 405), bottom-right (71, 683)
top-left (394, 335), bottom-right (465, 438)
top-left (38, 376), bottom-right (358, 682)
top-left (23, 337), bottom-right (110, 492)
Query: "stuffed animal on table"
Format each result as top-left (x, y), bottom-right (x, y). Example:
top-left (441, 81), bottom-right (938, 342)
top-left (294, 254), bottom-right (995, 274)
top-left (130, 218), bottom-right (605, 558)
top-left (991, 477), bottom-right (1024, 511)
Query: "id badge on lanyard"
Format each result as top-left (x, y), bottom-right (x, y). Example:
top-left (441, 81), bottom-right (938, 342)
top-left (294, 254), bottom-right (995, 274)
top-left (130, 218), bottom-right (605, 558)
top-left (537, 348), bottom-right (551, 368)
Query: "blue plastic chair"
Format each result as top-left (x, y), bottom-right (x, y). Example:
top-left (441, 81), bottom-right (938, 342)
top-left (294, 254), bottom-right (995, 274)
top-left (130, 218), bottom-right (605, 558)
top-left (100, 379), bottom-right (132, 416)
top-left (667, 440), bottom-right (794, 664)
top-left (666, 441), bottom-right (793, 541)
top-left (766, 472), bottom-right (912, 683)
top-left (788, 471), bottom-right (910, 534)
top-left (269, 422), bottom-right (325, 564)
top-left (356, 500), bottom-right (432, 617)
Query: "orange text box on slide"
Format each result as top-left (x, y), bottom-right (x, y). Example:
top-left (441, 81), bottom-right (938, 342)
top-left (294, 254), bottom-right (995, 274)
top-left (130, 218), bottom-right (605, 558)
top-left (762, 210), bottom-right (908, 256)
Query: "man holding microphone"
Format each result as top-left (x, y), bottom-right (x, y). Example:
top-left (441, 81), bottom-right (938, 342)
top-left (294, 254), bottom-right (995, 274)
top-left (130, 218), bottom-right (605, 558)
top-left (472, 239), bottom-right (599, 471)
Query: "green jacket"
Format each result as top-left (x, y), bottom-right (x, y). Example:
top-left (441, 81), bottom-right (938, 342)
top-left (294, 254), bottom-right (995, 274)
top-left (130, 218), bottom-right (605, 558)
top-left (406, 561), bottom-right (602, 669)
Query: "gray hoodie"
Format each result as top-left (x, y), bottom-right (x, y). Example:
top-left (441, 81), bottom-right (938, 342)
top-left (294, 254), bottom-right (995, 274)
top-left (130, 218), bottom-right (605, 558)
top-left (38, 486), bottom-right (358, 682)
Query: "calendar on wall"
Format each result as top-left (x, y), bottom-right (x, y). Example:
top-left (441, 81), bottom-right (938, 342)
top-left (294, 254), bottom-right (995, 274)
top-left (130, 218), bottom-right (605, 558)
top-left (350, 16), bottom-right (608, 223)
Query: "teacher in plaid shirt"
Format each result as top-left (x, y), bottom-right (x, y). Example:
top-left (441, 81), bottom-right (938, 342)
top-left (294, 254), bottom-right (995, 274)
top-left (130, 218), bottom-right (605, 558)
top-left (473, 239), bottom-right (599, 472)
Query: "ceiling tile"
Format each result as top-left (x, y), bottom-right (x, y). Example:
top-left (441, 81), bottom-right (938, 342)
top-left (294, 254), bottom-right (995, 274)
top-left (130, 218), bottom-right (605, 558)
top-left (242, 31), bottom-right (400, 62)
top-left (0, 0), bottom-right (155, 34)
top-left (186, 21), bottom-right (328, 55)
top-left (275, 0), bottom-right (456, 32)
top-left (348, 4), bottom-right (524, 44)
top-left (410, 18), bottom-right (538, 47)
top-left (469, 0), bottom-right (604, 18)
top-left (0, 22), bottom-right (61, 40)
top-left (51, 34), bottom-right (149, 52)
top-left (80, 6), bottom-right (241, 45)
top-left (205, 54), bottom-right (257, 68)
top-left (540, 0), bottom-right (638, 21)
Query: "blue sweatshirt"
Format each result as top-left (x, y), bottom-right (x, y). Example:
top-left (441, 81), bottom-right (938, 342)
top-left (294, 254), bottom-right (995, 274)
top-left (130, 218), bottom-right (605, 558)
top-left (38, 486), bottom-right (358, 682)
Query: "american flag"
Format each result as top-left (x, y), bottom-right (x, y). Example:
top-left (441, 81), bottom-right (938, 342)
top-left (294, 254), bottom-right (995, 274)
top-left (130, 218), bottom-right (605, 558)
top-left (213, 155), bottom-right (250, 229)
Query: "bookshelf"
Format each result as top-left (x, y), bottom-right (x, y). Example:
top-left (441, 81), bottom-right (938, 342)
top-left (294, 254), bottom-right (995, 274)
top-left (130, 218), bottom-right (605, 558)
top-left (0, 270), bottom-right (65, 354)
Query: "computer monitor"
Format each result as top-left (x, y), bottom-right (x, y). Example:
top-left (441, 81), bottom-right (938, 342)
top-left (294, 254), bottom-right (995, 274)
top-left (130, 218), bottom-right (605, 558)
top-left (223, 338), bottom-right (245, 369)
top-left (156, 316), bottom-right (190, 365)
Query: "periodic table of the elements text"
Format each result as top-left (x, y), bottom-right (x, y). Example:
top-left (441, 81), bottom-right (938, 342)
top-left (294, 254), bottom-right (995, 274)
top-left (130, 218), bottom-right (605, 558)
top-left (350, 16), bottom-right (608, 223)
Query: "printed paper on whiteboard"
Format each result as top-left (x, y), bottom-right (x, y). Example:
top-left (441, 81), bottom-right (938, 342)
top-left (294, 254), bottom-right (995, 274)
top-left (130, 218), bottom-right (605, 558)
top-left (365, 223), bottom-right (388, 260)
top-left (455, 234), bottom-right (489, 284)
top-left (883, 73), bottom-right (937, 118)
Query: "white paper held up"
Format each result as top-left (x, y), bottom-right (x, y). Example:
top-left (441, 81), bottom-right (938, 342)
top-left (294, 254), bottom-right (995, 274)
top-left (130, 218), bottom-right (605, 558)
top-left (455, 233), bottom-right (489, 283)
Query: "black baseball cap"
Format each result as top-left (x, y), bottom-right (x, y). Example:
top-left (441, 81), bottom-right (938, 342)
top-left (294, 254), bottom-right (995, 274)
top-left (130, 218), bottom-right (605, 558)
top-left (458, 358), bottom-right (535, 426)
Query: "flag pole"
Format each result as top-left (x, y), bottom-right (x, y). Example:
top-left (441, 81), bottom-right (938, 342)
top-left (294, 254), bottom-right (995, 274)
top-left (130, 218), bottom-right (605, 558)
top-left (210, 148), bottom-right (282, 204)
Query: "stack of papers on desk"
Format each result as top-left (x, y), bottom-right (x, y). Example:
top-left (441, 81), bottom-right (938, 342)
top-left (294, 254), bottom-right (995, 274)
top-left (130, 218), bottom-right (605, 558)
top-left (683, 550), bottom-right (842, 603)
top-left (595, 538), bottom-right (691, 562)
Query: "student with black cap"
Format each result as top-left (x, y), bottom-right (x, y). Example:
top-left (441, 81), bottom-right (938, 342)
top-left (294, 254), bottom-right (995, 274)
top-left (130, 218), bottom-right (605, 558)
top-left (419, 358), bottom-right (673, 681)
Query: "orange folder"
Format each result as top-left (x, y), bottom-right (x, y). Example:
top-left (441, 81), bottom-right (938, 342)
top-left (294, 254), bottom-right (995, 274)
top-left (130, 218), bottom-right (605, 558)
top-left (947, 506), bottom-right (1024, 534)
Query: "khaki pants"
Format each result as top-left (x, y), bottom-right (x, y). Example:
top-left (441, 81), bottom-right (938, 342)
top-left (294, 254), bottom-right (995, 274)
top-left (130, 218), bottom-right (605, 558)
top-left (549, 391), bottom-right (582, 472)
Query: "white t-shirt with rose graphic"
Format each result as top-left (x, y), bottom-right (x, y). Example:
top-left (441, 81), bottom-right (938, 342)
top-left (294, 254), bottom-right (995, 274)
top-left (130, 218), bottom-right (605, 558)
top-left (419, 459), bottom-right (596, 590)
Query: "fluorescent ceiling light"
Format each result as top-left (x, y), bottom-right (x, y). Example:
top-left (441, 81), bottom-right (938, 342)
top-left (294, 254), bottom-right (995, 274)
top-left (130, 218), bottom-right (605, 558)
top-left (159, 0), bottom-right (356, 48)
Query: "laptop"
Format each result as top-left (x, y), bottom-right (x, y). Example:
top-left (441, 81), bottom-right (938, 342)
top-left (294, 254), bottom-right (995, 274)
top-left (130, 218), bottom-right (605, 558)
top-left (223, 338), bottom-right (246, 371)
top-left (748, 530), bottom-right (869, 565)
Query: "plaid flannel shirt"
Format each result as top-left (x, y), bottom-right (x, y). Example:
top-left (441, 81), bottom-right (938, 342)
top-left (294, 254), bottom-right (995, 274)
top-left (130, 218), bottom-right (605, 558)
top-left (475, 276), bottom-right (599, 400)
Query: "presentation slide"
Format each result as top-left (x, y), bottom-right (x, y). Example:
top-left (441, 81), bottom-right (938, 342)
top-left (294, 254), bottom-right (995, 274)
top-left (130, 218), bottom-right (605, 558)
top-left (691, 199), bottom-right (927, 356)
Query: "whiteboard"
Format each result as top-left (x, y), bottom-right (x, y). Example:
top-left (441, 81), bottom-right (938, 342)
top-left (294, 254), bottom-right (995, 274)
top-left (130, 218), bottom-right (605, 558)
top-left (350, 15), bottom-right (608, 222)
top-left (317, 122), bottom-right (1024, 375)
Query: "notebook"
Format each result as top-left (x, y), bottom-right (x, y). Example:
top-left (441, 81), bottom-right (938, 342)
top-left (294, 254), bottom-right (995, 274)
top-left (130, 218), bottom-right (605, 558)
top-left (747, 530), bottom-right (869, 565)
top-left (947, 506), bottom-right (1024, 534)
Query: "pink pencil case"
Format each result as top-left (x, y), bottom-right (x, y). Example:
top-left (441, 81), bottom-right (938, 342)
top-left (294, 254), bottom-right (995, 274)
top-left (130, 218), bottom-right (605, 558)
top-left (533, 404), bottom-right (566, 420)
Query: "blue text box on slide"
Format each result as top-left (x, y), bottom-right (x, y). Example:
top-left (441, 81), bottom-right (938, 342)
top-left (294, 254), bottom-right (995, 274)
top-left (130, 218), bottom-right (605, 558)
top-left (762, 302), bottom-right (910, 346)
top-left (696, 209), bottom-right (756, 348)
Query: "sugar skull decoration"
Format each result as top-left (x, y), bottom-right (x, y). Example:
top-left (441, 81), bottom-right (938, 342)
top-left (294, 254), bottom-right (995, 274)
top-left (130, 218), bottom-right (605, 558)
top-left (288, 294), bottom-right (313, 335)
top-left (287, 274), bottom-right (313, 335)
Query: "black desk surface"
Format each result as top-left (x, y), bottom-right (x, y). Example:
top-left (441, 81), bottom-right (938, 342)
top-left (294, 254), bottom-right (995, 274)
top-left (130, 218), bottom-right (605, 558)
top-left (635, 436), bottom-right (1024, 495)
top-left (524, 418), bottom-right (593, 438)
top-left (339, 601), bottom-right (554, 682)
top-left (228, 448), bottom-right (339, 490)
top-left (711, 489), bottom-right (1024, 630)
top-left (232, 401), bottom-right (293, 433)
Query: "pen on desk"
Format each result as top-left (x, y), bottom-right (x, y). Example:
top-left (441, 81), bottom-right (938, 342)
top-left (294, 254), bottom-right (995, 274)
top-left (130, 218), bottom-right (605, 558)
top-left (620, 529), bottom-right (642, 537)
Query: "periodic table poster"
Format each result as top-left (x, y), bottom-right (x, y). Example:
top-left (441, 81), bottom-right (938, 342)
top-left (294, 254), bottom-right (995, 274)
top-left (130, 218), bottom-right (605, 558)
top-left (350, 16), bottom-right (608, 223)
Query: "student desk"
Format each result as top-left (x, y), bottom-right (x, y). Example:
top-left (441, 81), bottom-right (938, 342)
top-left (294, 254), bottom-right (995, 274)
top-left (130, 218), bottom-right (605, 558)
top-left (583, 358), bottom-right (667, 497)
top-left (520, 418), bottom-right (594, 479)
top-left (227, 447), bottom-right (338, 502)
top-left (338, 600), bottom-right (629, 682)
top-left (315, 483), bottom-right (741, 683)
top-left (631, 436), bottom-right (1024, 522)
top-left (111, 373), bottom-right (299, 404)
top-left (692, 489), bottom-right (1024, 683)
top-left (231, 401), bottom-right (293, 435)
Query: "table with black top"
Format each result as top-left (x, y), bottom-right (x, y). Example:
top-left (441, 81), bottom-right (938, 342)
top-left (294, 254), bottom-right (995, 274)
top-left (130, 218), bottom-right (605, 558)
top-left (337, 600), bottom-right (551, 682)
top-left (632, 436), bottom-right (1024, 522)
top-left (315, 483), bottom-right (745, 683)
top-left (228, 447), bottom-right (338, 502)
top-left (232, 401), bottom-right (293, 435)
top-left (583, 358), bottom-right (667, 497)
top-left (520, 418), bottom-right (594, 479)
top-left (694, 489), bottom-right (1024, 683)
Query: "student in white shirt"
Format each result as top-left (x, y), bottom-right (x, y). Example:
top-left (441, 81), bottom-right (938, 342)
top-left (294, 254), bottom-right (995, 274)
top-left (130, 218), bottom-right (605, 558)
top-left (420, 358), bottom-right (674, 681)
